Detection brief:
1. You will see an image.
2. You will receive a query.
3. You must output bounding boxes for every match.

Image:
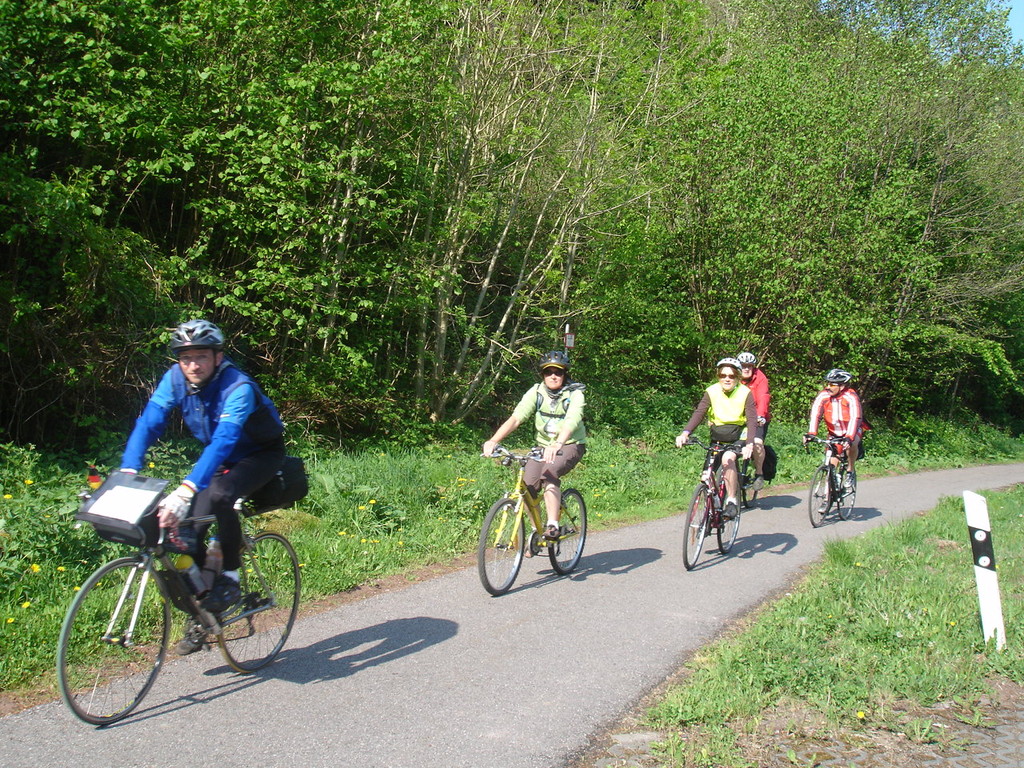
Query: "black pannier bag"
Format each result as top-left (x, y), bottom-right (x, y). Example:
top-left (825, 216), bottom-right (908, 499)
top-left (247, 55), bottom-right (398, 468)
top-left (762, 444), bottom-right (778, 482)
top-left (246, 455), bottom-right (308, 515)
top-left (76, 471), bottom-right (169, 547)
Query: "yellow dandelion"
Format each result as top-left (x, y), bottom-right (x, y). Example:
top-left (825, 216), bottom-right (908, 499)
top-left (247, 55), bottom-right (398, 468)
top-left (358, 505), bottom-right (366, 511)
top-left (6, 617), bottom-right (13, 624)
top-left (857, 711), bottom-right (866, 719)
top-left (30, 564), bottom-right (40, 573)
top-left (57, 566), bottom-right (66, 572)
top-left (3, 494), bottom-right (11, 499)
top-left (148, 462), bottom-right (155, 468)
top-left (73, 586), bottom-right (80, 592)
top-left (21, 601), bottom-right (31, 608)
top-left (369, 499), bottom-right (376, 504)
top-left (361, 538), bottom-right (367, 544)
top-left (949, 620), bottom-right (957, 627)
top-left (24, 479), bottom-right (33, 485)
top-left (398, 541), bottom-right (404, 547)
top-left (298, 563), bottom-right (305, 568)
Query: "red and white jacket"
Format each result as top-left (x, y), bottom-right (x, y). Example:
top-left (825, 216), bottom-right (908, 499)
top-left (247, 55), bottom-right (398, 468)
top-left (807, 387), bottom-right (862, 439)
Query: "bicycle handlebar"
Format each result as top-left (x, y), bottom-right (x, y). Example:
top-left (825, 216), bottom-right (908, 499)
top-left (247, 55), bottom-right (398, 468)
top-left (482, 444), bottom-right (553, 465)
top-left (678, 437), bottom-right (745, 454)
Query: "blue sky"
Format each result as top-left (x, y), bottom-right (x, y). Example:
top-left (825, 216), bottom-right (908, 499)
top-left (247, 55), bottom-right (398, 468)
top-left (1009, 1), bottom-right (1024, 42)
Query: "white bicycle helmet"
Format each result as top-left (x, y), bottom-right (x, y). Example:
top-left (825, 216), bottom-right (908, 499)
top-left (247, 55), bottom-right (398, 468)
top-left (170, 320), bottom-right (225, 355)
top-left (736, 351), bottom-right (757, 366)
top-left (824, 368), bottom-right (853, 384)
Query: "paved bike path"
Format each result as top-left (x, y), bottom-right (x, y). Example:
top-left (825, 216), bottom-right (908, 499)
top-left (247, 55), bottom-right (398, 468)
top-left (3, 464), bottom-right (1023, 768)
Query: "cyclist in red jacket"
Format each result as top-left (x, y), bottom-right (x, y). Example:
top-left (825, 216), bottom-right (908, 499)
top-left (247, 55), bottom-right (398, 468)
top-left (803, 368), bottom-right (862, 488)
top-left (737, 352), bottom-right (770, 490)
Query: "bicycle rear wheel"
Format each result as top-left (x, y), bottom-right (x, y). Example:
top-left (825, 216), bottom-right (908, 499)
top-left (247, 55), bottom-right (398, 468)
top-left (683, 485), bottom-right (711, 571)
top-left (478, 498), bottom-right (525, 595)
top-left (740, 462), bottom-right (758, 508)
top-left (57, 557), bottom-right (170, 725)
top-left (218, 532), bottom-right (300, 672)
top-left (808, 466), bottom-right (831, 527)
top-left (549, 488), bottom-right (587, 575)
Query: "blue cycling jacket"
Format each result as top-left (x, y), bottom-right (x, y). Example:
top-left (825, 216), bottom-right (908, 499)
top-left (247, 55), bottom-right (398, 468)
top-left (121, 359), bottom-right (284, 491)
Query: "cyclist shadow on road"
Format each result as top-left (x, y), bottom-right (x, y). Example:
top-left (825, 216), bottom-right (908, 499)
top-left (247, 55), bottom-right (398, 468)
top-left (259, 616), bottom-right (459, 685)
top-left (817, 504), bottom-right (883, 525)
top-left (748, 493), bottom-right (802, 510)
top-left (687, 530), bottom-right (799, 570)
top-left (105, 617), bottom-right (458, 724)
top-left (500, 547), bottom-right (662, 595)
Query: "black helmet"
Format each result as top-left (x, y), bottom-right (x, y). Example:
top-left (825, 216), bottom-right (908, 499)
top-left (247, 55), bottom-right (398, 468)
top-left (170, 319), bottom-right (225, 355)
top-left (824, 368), bottom-right (853, 384)
top-left (538, 350), bottom-right (570, 372)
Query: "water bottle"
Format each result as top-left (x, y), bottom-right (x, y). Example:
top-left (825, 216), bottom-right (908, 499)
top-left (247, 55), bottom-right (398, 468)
top-left (175, 554), bottom-right (206, 596)
top-left (201, 538), bottom-right (223, 593)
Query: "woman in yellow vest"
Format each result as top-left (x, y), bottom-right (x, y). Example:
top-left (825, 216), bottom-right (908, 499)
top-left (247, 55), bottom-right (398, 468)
top-left (675, 357), bottom-right (758, 520)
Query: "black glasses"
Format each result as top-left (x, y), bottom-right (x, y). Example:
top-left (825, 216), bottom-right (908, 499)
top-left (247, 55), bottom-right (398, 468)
top-left (543, 368), bottom-right (565, 377)
top-left (718, 373), bottom-right (736, 379)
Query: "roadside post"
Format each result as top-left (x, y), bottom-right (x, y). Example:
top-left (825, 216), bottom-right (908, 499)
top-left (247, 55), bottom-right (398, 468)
top-left (563, 323), bottom-right (575, 352)
top-left (963, 490), bottom-right (1005, 650)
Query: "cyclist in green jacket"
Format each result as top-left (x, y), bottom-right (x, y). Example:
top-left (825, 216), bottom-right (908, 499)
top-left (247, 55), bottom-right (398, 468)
top-left (675, 357), bottom-right (758, 520)
top-left (482, 351), bottom-right (586, 540)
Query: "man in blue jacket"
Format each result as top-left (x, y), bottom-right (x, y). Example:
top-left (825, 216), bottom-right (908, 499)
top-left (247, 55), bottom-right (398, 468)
top-left (120, 320), bottom-right (285, 639)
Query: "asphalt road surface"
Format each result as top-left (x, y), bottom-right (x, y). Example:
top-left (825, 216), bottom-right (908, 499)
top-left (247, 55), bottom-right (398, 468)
top-left (4, 464), bottom-right (1023, 768)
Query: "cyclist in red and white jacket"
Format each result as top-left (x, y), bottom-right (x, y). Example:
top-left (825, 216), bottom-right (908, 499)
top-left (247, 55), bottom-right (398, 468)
top-left (803, 368), bottom-right (863, 488)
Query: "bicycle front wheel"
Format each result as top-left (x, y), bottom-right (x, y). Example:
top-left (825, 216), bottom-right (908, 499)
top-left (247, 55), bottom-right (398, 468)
top-left (218, 532), bottom-right (300, 672)
top-left (478, 498), bottom-right (525, 595)
top-left (683, 485), bottom-right (711, 571)
top-left (717, 503), bottom-right (740, 554)
top-left (808, 466), bottom-right (831, 527)
top-left (549, 488), bottom-right (587, 575)
top-left (57, 557), bottom-right (170, 725)
top-left (838, 476), bottom-right (856, 520)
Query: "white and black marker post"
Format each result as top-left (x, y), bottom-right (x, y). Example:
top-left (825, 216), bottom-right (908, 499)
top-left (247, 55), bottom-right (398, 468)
top-left (964, 490), bottom-right (1005, 650)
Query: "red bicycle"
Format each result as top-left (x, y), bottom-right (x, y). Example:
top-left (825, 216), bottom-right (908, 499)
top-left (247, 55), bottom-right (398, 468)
top-left (679, 438), bottom-right (743, 570)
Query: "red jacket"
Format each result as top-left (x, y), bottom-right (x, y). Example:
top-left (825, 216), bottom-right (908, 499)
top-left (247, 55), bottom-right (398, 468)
top-left (743, 368), bottom-right (771, 422)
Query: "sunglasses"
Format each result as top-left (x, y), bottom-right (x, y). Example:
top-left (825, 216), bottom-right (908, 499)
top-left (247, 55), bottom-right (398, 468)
top-left (718, 373), bottom-right (736, 379)
top-left (543, 368), bottom-right (566, 376)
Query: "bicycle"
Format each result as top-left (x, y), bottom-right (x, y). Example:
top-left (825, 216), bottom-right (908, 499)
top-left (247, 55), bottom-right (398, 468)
top-left (477, 445), bottom-right (587, 596)
top-left (57, 470), bottom-right (301, 726)
top-left (805, 435), bottom-right (857, 527)
top-left (679, 438), bottom-right (745, 570)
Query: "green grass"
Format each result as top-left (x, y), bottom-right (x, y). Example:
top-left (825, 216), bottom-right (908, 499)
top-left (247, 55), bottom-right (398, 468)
top-left (645, 485), bottom-right (1024, 766)
top-left (1, 416), bottom-right (1022, 700)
